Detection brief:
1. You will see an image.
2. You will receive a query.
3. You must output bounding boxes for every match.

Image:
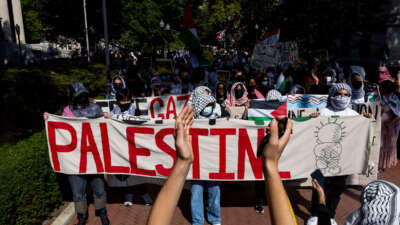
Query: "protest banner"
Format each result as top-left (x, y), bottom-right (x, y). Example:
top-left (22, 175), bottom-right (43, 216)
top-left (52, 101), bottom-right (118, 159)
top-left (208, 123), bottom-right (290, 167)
top-left (277, 41), bottom-right (299, 64)
top-left (287, 94), bottom-right (328, 109)
top-left (45, 114), bottom-right (378, 185)
top-left (251, 44), bottom-right (279, 72)
top-left (229, 107), bottom-right (246, 119)
top-left (96, 94), bottom-right (191, 119)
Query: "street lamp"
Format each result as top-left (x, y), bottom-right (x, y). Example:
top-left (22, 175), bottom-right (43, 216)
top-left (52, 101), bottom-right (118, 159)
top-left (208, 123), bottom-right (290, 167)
top-left (15, 24), bottom-right (22, 62)
top-left (255, 24), bottom-right (259, 43)
top-left (160, 19), bottom-right (165, 28)
top-left (165, 23), bottom-right (170, 31)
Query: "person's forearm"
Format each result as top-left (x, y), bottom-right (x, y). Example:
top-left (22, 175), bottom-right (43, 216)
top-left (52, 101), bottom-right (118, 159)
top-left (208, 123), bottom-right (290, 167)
top-left (264, 162), bottom-right (297, 225)
top-left (147, 159), bottom-right (191, 225)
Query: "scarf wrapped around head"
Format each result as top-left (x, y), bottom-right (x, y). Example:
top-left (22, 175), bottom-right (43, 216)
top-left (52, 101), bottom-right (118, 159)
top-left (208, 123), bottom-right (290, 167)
top-left (225, 82), bottom-right (248, 107)
top-left (345, 180), bottom-right (400, 225)
top-left (379, 66), bottom-right (395, 84)
top-left (191, 86), bottom-right (216, 118)
top-left (348, 66), bottom-right (365, 101)
top-left (328, 83), bottom-right (352, 110)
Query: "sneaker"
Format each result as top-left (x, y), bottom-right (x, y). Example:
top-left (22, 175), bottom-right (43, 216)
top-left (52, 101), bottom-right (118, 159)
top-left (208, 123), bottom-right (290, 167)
top-left (124, 201), bottom-right (133, 206)
top-left (142, 193), bottom-right (153, 206)
top-left (255, 203), bottom-right (264, 214)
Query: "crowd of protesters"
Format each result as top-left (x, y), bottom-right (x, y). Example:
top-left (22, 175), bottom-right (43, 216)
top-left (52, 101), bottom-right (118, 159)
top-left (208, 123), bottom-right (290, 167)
top-left (44, 46), bottom-right (400, 225)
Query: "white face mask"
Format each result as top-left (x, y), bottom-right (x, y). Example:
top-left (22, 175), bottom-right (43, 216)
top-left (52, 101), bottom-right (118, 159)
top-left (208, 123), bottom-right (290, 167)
top-left (330, 95), bottom-right (351, 110)
top-left (201, 106), bottom-right (213, 117)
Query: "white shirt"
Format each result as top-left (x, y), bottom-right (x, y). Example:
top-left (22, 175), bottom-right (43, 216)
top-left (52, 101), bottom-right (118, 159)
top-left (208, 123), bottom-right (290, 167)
top-left (319, 107), bottom-right (359, 117)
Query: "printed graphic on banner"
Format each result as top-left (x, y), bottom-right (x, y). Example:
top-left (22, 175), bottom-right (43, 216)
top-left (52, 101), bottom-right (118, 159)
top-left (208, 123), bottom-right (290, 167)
top-left (45, 114), bottom-right (377, 184)
top-left (287, 95), bottom-right (328, 109)
top-left (247, 100), bottom-right (287, 121)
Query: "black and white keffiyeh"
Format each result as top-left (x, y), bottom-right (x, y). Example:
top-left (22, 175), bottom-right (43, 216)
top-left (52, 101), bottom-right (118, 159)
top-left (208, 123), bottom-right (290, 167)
top-left (345, 180), bottom-right (400, 225)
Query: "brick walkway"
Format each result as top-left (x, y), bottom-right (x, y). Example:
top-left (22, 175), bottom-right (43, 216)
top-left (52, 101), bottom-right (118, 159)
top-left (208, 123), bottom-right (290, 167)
top-left (68, 163), bottom-right (400, 225)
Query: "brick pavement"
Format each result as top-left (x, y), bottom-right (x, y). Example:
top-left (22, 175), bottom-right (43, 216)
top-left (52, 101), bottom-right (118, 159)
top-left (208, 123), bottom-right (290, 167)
top-left (68, 163), bottom-right (400, 225)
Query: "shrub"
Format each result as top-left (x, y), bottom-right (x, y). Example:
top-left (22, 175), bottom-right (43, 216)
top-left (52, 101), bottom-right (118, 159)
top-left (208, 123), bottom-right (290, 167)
top-left (0, 131), bottom-right (62, 225)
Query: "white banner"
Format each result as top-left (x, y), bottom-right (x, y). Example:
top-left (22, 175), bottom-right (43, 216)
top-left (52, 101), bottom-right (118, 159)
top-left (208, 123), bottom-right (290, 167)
top-left (96, 94), bottom-right (191, 119)
top-left (45, 114), bottom-right (379, 183)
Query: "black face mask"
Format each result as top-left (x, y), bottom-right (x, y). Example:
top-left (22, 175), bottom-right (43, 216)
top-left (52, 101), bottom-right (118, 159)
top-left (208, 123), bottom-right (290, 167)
top-left (248, 85), bottom-right (256, 92)
top-left (114, 83), bottom-right (123, 92)
top-left (118, 103), bottom-right (131, 112)
top-left (182, 88), bottom-right (188, 94)
top-left (352, 81), bottom-right (363, 89)
top-left (235, 89), bottom-right (244, 98)
top-left (74, 94), bottom-right (89, 107)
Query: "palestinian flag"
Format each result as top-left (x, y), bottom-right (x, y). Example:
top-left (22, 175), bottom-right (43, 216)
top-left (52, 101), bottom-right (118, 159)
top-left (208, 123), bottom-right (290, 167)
top-left (247, 100), bottom-right (287, 122)
top-left (260, 29), bottom-right (280, 47)
top-left (276, 73), bottom-right (286, 92)
top-left (180, 0), bottom-right (202, 67)
top-left (216, 29), bottom-right (226, 41)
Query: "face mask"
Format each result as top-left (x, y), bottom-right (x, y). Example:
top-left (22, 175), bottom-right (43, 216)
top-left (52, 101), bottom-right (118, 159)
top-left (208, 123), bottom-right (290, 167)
top-left (330, 96), bottom-right (351, 110)
top-left (352, 81), bottom-right (362, 89)
top-left (248, 85), bottom-right (256, 91)
top-left (235, 89), bottom-right (244, 98)
top-left (114, 83), bottom-right (123, 91)
top-left (74, 94), bottom-right (89, 107)
top-left (201, 106), bottom-right (213, 117)
top-left (262, 81), bottom-right (269, 87)
top-left (119, 103), bottom-right (131, 112)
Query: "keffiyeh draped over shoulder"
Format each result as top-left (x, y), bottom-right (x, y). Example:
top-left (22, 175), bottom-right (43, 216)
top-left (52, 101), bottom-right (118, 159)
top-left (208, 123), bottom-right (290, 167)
top-left (225, 82), bottom-right (248, 107)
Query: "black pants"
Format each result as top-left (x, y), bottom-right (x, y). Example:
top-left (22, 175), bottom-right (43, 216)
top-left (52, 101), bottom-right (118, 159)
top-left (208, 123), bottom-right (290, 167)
top-left (255, 181), bottom-right (265, 204)
top-left (324, 175), bottom-right (347, 216)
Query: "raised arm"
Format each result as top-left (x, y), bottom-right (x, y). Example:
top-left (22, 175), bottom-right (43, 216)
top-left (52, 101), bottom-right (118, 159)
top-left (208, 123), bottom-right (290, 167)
top-left (147, 106), bottom-right (194, 225)
top-left (262, 118), bottom-right (297, 225)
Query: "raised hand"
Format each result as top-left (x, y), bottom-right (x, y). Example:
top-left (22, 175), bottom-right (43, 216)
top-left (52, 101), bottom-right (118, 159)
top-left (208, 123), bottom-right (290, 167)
top-left (174, 106), bottom-right (194, 162)
top-left (262, 118), bottom-right (293, 167)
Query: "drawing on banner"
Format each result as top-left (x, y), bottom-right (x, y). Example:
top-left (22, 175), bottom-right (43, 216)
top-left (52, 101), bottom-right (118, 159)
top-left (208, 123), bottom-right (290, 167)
top-left (313, 118), bottom-right (346, 175)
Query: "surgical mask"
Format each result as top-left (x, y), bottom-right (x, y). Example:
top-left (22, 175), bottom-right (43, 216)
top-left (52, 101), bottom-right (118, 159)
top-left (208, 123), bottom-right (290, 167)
top-left (330, 96), bottom-right (351, 110)
top-left (262, 81), bottom-right (269, 87)
top-left (235, 89), bottom-right (244, 98)
top-left (352, 81), bottom-right (363, 89)
top-left (201, 106), bottom-right (213, 117)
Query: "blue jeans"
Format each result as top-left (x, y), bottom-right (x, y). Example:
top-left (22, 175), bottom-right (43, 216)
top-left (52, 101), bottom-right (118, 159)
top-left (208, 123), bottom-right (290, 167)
top-left (68, 175), bottom-right (107, 213)
top-left (191, 181), bottom-right (221, 225)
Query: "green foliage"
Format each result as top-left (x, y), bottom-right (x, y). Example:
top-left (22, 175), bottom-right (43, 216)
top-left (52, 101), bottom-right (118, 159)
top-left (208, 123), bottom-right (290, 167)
top-left (0, 61), bottom-right (108, 144)
top-left (0, 131), bottom-right (62, 225)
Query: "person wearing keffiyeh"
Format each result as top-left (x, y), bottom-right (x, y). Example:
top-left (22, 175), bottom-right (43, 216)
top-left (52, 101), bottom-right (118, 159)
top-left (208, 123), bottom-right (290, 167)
top-left (189, 86), bottom-right (223, 225)
top-left (224, 82), bottom-right (249, 107)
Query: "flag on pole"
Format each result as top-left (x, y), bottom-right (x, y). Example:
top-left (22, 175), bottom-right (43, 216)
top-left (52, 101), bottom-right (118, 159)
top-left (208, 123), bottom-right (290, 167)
top-left (216, 29), bottom-right (226, 42)
top-left (180, 0), bottom-right (202, 67)
top-left (260, 29), bottom-right (280, 47)
top-left (247, 100), bottom-right (287, 122)
top-left (276, 73), bottom-right (287, 92)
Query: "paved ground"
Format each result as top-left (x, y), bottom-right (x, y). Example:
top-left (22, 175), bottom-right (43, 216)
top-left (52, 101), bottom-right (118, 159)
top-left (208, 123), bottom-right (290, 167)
top-left (68, 163), bottom-right (400, 225)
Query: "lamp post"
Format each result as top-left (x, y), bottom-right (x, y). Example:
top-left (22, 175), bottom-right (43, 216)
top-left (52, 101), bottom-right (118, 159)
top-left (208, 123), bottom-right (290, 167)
top-left (15, 24), bottom-right (22, 63)
top-left (83, 0), bottom-right (90, 62)
top-left (165, 23), bottom-right (170, 55)
top-left (255, 24), bottom-right (259, 43)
